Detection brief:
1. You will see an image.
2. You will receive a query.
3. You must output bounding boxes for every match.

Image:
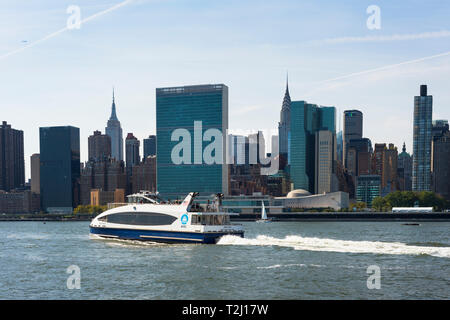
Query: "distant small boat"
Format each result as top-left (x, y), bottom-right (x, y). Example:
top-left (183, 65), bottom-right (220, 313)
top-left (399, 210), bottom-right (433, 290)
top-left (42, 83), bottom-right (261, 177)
top-left (256, 201), bottom-right (272, 223)
top-left (402, 223), bottom-right (420, 226)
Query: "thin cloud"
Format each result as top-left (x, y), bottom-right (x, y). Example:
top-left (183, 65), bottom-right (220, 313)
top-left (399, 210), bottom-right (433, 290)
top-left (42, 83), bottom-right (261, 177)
top-left (231, 105), bottom-right (265, 115)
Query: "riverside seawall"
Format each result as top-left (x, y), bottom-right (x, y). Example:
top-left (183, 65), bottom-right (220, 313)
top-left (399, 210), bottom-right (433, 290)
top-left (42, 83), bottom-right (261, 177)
top-left (0, 213), bottom-right (95, 221)
top-left (1, 212), bottom-right (450, 222)
top-left (231, 212), bottom-right (450, 221)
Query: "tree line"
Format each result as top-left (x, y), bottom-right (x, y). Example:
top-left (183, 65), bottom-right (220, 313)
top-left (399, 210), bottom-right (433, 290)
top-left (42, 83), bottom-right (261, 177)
top-left (371, 191), bottom-right (448, 212)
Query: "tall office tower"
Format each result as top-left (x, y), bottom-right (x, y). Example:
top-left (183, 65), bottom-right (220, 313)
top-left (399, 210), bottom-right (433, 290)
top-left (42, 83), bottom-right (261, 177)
top-left (132, 156), bottom-right (157, 193)
top-left (156, 84), bottom-right (229, 200)
top-left (398, 143), bottom-right (412, 191)
top-left (105, 89), bottom-right (123, 161)
top-left (432, 130), bottom-right (450, 201)
top-left (343, 110), bottom-right (363, 170)
top-left (290, 101), bottom-right (335, 193)
top-left (373, 144), bottom-right (386, 179)
top-left (88, 130), bottom-right (111, 162)
top-left (278, 76), bottom-right (291, 167)
top-left (30, 153), bottom-right (40, 194)
top-left (373, 143), bottom-right (398, 195)
top-left (79, 159), bottom-right (127, 205)
top-left (0, 121), bottom-right (25, 191)
top-left (143, 135), bottom-right (156, 158)
top-left (39, 126), bottom-right (80, 213)
top-left (412, 85), bottom-right (433, 191)
top-left (228, 134), bottom-right (249, 165)
top-left (336, 131), bottom-right (343, 165)
top-left (315, 130), bottom-right (338, 194)
top-left (125, 133), bottom-right (140, 177)
top-left (383, 144), bottom-right (398, 194)
top-left (357, 151), bottom-right (372, 176)
top-left (346, 138), bottom-right (372, 176)
top-left (248, 131), bottom-right (266, 164)
top-left (356, 175), bottom-right (381, 207)
top-left (432, 120), bottom-right (449, 139)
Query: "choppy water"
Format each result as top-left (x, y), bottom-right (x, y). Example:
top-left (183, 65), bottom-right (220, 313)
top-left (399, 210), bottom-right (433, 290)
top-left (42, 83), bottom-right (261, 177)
top-left (0, 221), bottom-right (449, 299)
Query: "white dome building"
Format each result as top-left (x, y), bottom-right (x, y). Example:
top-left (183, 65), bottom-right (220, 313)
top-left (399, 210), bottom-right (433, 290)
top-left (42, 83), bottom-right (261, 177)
top-left (276, 190), bottom-right (349, 211)
top-left (286, 189), bottom-right (312, 198)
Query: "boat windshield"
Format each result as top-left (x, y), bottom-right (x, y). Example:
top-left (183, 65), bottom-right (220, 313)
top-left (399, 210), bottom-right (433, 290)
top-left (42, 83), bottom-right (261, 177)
top-left (189, 202), bottom-right (221, 212)
top-left (191, 215), bottom-right (230, 225)
top-left (127, 193), bottom-right (162, 204)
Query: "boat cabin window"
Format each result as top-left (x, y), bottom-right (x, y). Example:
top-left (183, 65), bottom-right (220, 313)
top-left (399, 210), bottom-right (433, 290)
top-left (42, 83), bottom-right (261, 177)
top-left (191, 215), bottom-right (230, 225)
top-left (98, 216), bottom-right (107, 222)
top-left (127, 196), bottom-right (155, 204)
top-left (105, 212), bottom-right (177, 226)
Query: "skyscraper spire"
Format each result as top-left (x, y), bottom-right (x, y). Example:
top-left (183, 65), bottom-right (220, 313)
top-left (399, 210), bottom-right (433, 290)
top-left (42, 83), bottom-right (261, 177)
top-left (110, 87), bottom-right (118, 121)
top-left (282, 71), bottom-right (291, 111)
top-left (106, 87), bottom-right (123, 161)
top-left (279, 72), bottom-right (292, 159)
top-left (285, 71), bottom-right (290, 96)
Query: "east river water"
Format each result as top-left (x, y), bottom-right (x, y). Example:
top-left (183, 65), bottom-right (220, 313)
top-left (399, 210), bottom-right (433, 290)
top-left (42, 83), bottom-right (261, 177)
top-left (0, 221), bottom-right (449, 299)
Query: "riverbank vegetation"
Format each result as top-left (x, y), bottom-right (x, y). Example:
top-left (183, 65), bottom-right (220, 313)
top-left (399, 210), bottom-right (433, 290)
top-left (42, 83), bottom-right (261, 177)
top-left (73, 205), bottom-right (107, 215)
top-left (372, 191), bottom-right (448, 212)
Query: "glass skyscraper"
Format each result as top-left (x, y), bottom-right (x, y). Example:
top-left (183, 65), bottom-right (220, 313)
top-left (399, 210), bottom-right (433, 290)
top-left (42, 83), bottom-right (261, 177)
top-left (356, 175), bottom-right (381, 207)
top-left (39, 126), bottom-right (80, 213)
top-left (290, 101), bottom-right (335, 193)
top-left (143, 135), bottom-right (156, 158)
top-left (156, 84), bottom-right (228, 200)
top-left (412, 85), bottom-right (432, 191)
top-left (343, 110), bottom-right (363, 170)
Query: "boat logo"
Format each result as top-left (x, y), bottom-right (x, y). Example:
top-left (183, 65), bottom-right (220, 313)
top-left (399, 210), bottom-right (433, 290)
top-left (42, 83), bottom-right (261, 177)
top-left (181, 214), bottom-right (189, 225)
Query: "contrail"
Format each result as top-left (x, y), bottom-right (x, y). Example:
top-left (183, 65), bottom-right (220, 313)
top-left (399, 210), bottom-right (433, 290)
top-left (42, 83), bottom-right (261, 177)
top-left (315, 30), bottom-right (450, 45)
top-left (318, 50), bottom-right (450, 84)
top-left (0, 0), bottom-right (133, 61)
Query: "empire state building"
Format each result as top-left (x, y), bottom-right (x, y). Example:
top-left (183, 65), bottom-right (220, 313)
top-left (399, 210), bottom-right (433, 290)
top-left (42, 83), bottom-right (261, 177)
top-left (105, 89), bottom-right (123, 161)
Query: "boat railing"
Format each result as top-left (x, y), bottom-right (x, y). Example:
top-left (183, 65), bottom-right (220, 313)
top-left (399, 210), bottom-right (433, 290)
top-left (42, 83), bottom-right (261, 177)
top-left (107, 203), bottom-right (129, 210)
top-left (107, 201), bottom-right (184, 210)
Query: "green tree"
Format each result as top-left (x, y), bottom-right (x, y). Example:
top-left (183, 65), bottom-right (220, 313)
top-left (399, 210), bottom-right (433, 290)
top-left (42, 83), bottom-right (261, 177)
top-left (372, 197), bottom-right (390, 212)
top-left (373, 191), bottom-right (447, 212)
top-left (349, 202), bottom-right (367, 212)
top-left (73, 205), bottom-right (107, 215)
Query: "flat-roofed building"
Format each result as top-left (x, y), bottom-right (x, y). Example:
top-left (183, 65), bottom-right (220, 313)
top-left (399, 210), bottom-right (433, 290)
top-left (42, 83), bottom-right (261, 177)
top-left (156, 84), bottom-right (229, 200)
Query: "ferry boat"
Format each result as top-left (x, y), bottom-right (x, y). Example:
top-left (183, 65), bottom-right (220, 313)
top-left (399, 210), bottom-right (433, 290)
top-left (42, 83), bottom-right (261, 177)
top-left (89, 191), bottom-right (244, 244)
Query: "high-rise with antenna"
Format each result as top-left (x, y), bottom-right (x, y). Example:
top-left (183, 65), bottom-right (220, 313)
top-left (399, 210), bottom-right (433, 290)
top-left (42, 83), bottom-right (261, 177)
top-left (105, 88), bottom-right (124, 161)
top-left (278, 72), bottom-right (291, 167)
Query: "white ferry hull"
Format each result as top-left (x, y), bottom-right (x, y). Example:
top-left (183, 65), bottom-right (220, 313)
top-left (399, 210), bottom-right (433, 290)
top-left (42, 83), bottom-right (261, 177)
top-left (90, 226), bottom-right (244, 244)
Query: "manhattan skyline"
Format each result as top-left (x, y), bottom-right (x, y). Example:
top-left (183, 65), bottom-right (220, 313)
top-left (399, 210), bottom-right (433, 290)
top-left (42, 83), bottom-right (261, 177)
top-left (1, 0), bottom-right (450, 180)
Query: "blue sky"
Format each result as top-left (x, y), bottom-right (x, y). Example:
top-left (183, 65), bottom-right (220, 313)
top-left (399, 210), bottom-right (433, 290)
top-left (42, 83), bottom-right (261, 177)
top-left (1, 0), bottom-right (450, 179)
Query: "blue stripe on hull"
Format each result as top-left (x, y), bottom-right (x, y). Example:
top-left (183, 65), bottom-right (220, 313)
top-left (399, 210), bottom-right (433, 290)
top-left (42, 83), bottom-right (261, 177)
top-left (90, 226), bottom-right (244, 244)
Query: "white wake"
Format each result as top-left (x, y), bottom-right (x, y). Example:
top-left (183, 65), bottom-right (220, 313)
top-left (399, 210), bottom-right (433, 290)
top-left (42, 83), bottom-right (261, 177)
top-left (216, 235), bottom-right (450, 258)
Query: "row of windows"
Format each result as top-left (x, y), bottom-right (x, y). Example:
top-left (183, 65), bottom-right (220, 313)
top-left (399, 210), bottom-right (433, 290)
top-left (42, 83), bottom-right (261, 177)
top-left (191, 215), bottom-right (230, 225)
top-left (99, 212), bottom-right (177, 226)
